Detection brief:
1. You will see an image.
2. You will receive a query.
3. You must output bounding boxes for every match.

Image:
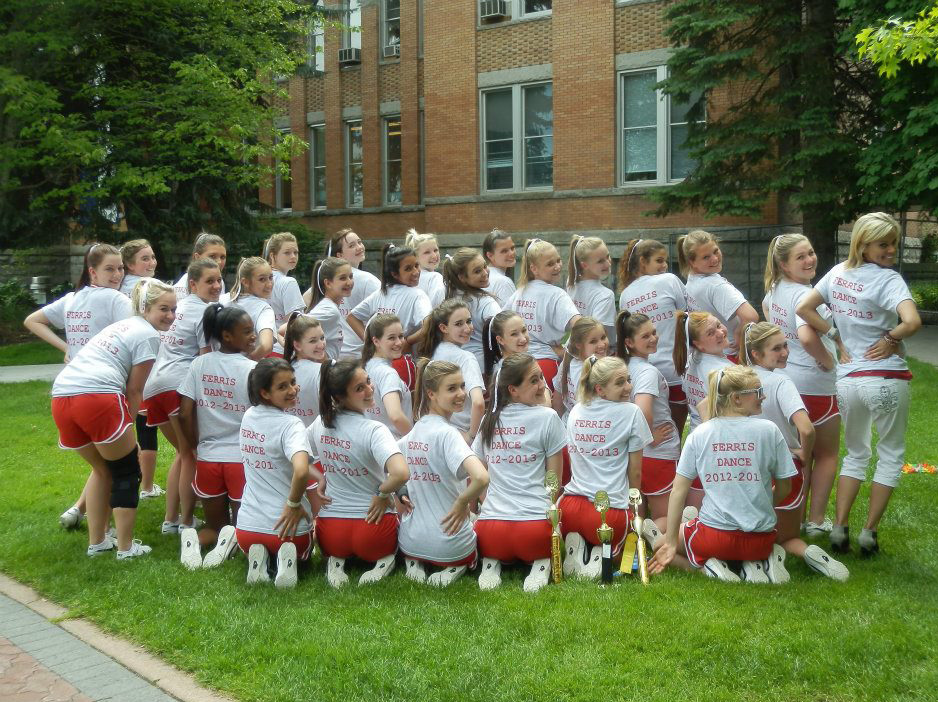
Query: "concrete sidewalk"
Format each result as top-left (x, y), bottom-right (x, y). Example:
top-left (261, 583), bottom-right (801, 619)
top-left (904, 325), bottom-right (938, 367)
top-left (0, 364), bottom-right (64, 383)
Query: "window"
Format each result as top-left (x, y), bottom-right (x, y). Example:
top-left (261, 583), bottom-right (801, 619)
top-left (383, 0), bottom-right (400, 56)
top-left (522, 0), bottom-right (551, 15)
top-left (346, 121), bottom-right (363, 207)
top-left (482, 83), bottom-right (553, 192)
top-left (619, 67), bottom-right (705, 184)
top-left (275, 130), bottom-right (292, 211)
top-left (309, 125), bottom-right (326, 208)
top-left (343, 0), bottom-right (361, 50)
top-left (384, 117), bottom-right (402, 205)
top-left (307, 2), bottom-right (325, 72)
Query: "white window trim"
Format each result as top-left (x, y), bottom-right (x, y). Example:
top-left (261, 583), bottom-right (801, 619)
top-left (342, 0), bottom-right (362, 50)
top-left (517, 0), bottom-right (551, 18)
top-left (383, 115), bottom-right (403, 206)
top-left (307, 21), bottom-right (325, 72)
top-left (479, 82), bottom-right (553, 194)
top-left (345, 120), bottom-right (363, 208)
top-left (381, 0), bottom-right (401, 56)
top-left (309, 124), bottom-right (327, 210)
top-left (275, 129), bottom-right (292, 212)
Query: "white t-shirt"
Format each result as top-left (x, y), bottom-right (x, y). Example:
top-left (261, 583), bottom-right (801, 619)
top-left (752, 366), bottom-right (806, 451)
top-left (628, 356), bottom-right (680, 460)
top-left (677, 417), bottom-right (797, 532)
top-left (143, 295), bottom-right (209, 399)
top-left (230, 294), bottom-right (276, 339)
top-left (552, 357), bottom-right (583, 416)
top-left (286, 359), bottom-right (321, 428)
top-left (119, 274), bottom-right (141, 297)
top-left (565, 399), bottom-right (652, 508)
top-left (763, 280), bottom-right (836, 395)
top-left (473, 403), bottom-right (567, 521)
top-left (177, 351), bottom-right (256, 461)
top-left (52, 316), bottom-right (159, 397)
top-left (814, 262), bottom-right (914, 379)
top-left (336, 268), bottom-right (380, 358)
top-left (174, 272), bottom-right (225, 301)
top-left (398, 415), bottom-right (478, 562)
top-left (683, 352), bottom-right (733, 430)
top-left (364, 357), bottom-right (412, 439)
top-left (237, 405), bottom-right (313, 535)
top-left (484, 267), bottom-right (516, 307)
top-left (42, 287), bottom-right (132, 360)
top-left (309, 411), bottom-right (403, 519)
top-left (351, 285), bottom-right (432, 337)
top-left (307, 299), bottom-right (344, 360)
top-left (458, 293), bottom-right (502, 371)
top-left (418, 270), bottom-right (446, 308)
top-left (686, 273), bottom-right (747, 358)
top-left (620, 273), bottom-right (689, 385)
top-left (431, 341), bottom-right (484, 432)
top-left (505, 280), bottom-right (580, 360)
top-left (269, 270), bottom-right (305, 354)
top-left (568, 279), bottom-right (616, 337)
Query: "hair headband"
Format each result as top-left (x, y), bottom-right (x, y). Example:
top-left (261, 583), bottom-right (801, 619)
top-left (326, 239), bottom-right (333, 257)
top-left (627, 239), bottom-right (644, 271)
top-left (715, 367), bottom-right (726, 397)
top-left (137, 278), bottom-right (151, 315)
top-left (743, 322), bottom-right (756, 365)
top-left (525, 238), bottom-right (541, 252)
top-left (684, 313), bottom-right (692, 357)
top-left (487, 317), bottom-right (496, 351)
top-left (388, 243), bottom-right (397, 251)
top-left (316, 264), bottom-right (325, 295)
top-left (491, 364), bottom-right (503, 412)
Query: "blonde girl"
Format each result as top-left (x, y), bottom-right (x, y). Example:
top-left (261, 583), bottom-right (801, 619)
top-left (678, 230), bottom-right (759, 362)
top-left (228, 257), bottom-right (276, 360)
top-left (619, 238), bottom-right (691, 431)
top-left (561, 356), bottom-right (651, 581)
top-left (566, 235), bottom-right (616, 345)
top-left (553, 316), bottom-right (608, 417)
top-left (441, 247), bottom-right (501, 371)
top-left (418, 299), bottom-right (486, 442)
top-left (362, 314), bottom-right (414, 439)
top-left (173, 233), bottom-right (227, 300)
top-left (472, 353), bottom-right (567, 593)
top-left (120, 239), bottom-right (158, 296)
top-left (740, 323), bottom-right (848, 581)
top-left (796, 212), bottom-right (921, 556)
top-left (405, 228), bottom-right (445, 307)
top-left (481, 310), bottom-right (528, 378)
top-left (504, 239), bottom-right (582, 390)
top-left (481, 228), bottom-right (517, 306)
top-left (283, 313), bottom-right (326, 428)
top-left (303, 257), bottom-right (354, 360)
top-left (399, 360), bottom-right (490, 587)
top-left (648, 366), bottom-right (797, 583)
top-left (263, 232), bottom-right (305, 356)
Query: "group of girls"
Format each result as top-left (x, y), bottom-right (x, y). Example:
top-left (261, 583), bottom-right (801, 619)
top-left (34, 212), bottom-right (920, 592)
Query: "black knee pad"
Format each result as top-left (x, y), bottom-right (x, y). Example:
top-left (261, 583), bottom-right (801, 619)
top-left (107, 448), bottom-right (142, 509)
top-left (136, 414), bottom-right (158, 451)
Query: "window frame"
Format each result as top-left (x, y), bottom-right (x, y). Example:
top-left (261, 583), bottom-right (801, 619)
top-left (274, 129), bottom-right (293, 212)
top-left (383, 115), bottom-right (403, 206)
top-left (518, 0), bottom-right (551, 18)
top-left (381, 0), bottom-right (401, 57)
top-left (345, 120), bottom-right (363, 208)
top-left (342, 0), bottom-right (362, 51)
top-left (309, 124), bottom-right (327, 210)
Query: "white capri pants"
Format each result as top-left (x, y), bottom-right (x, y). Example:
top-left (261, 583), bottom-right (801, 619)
top-left (836, 375), bottom-right (910, 488)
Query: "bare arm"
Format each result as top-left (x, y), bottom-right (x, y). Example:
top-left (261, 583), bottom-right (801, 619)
top-left (274, 451), bottom-right (312, 538)
top-left (366, 452), bottom-right (410, 523)
top-left (382, 391), bottom-right (413, 438)
top-left (864, 299), bottom-right (922, 361)
top-left (178, 396), bottom-right (199, 450)
top-left (634, 393), bottom-right (674, 447)
top-left (732, 302), bottom-right (760, 352)
top-left (795, 290), bottom-right (829, 333)
top-left (440, 455), bottom-right (489, 535)
top-left (791, 409), bottom-right (815, 470)
top-left (467, 387), bottom-right (485, 443)
top-left (546, 451), bottom-right (563, 488)
top-left (249, 329), bottom-right (274, 360)
top-left (23, 310), bottom-right (68, 356)
top-left (347, 315), bottom-right (366, 341)
top-left (627, 448), bottom-right (642, 494)
top-left (797, 324), bottom-right (835, 371)
top-left (648, 474), bottom-right (692, 574)
top-left (125, 360), bottom-right (154, 418)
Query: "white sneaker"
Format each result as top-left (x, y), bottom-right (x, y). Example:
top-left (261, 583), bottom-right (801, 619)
top-left (359, 554), bottom-right (396, 585)
top-left (765, 544), bottom-right (790, 584)
top-left (641, 519), bottom-right (662, 550)
top-left (478, 558), bottom-right (502, 590)
top-left (274, 543), bottom-right (298, 589)
top-left (202, 525), bottom-right (238, 568)
top-left (326, 556), bottom-right (349, 588)
top-left (428, 565), bottom-right (467, 588)
top-left (116, 540), bottom-right (152, 560)
top-left (179, 516), bottom-right (204, 530)
top-left (522, 559), bottom-right (551, 593)
top-left (161, 520), bottom-right (180, 535)
top-left (803, 545), bottom-right (850, 582)
top-left (804, 518), bottom-right (833, 537)
top-left (86, 538), bottom-right (116, 557)
top-left (740, 559), bottom-right (771, 583)
top-left (681, 506), bottom-right (699, 524)
top-left (703, 558), bottom-right (740, 582)
top-left (580, 545), bottom-right (603, 581)
top-left (139, 484), bottom-right (165, 499)
top-left (563, 532), bottom-right (586, 577)
top-left (60, 506), bottom-right (83, 530)
top-left (246, 544), bottom-right (270, 584)
top-left (404, 558), bottom-right (427, 583)
top-left (179, 528), bottom-right (202, 570)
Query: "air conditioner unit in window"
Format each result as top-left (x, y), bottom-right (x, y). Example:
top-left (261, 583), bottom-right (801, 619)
top-left (480, 0), bottom-right (509, 21)
top-left (338, 47), bottom-right (361, 65)
top-left (383, 44), bottom-right (400, 58)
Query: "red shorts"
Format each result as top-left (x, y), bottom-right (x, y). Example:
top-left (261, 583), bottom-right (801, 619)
top-left (775, 456), bottom-right (805, 511)
top-left (51, 393), bottom-right (133, 450)
top-left (726, 353), bottom-right (740, 365)
top-left (642, 457), bottom-right (677, 496)
top-left (474, 519), bottom-right (552, 563)
top-left (800, 394), bottom-right (840, 426)
top-left (668, 384), bottom-right (688, 405)
top-left (266, 351), bottom-right (284, 359)
top-left (316, 514), bottom-right (398, 562)
top-left (682, 518), bottom-right (775, 568)
top-left (400, 551), bottom-right (478, 569)
top-left (558, 494), bottom-right (631, 551)
top-left (391, 356), bottom-right (418, 391)
top-left (235, 528), bottom-right (312, 560)
top-left (193, 460), bottom-right (246, 501)
top-left (536, 359), bottom-right (559, 392)
top-left (141, 390), bottom-right (180, 426)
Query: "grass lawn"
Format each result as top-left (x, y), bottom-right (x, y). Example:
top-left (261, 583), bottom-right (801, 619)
top-left (0, 340), bottom-right (64, 366)
top-left (1, 360), bottom-right (937, 702)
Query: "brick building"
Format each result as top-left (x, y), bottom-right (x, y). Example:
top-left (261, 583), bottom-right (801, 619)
top-left (261, 0), bottom-right (781, 255)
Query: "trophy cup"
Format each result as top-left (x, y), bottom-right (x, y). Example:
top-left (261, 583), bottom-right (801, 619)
top-left (628, 488), bottom-right (650, 585)
top-left (545, 471), bottom-right (563, 584)
top-left (594, 491), bottom-right (614, 585)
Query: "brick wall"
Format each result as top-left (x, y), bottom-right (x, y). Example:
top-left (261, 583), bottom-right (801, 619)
top-left (379, 63), bottom-right (401, 102)
top-left (340, 67), bottom-right (362, 108)
top-left (477, 17), bottom-right (552, 72)
top-left (615, 0), bottom-right (674, 53)
top-left (306, 76), bottom-right (325, 113)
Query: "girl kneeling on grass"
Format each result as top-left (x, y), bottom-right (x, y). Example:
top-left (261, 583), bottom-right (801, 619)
top-left (236, 359), bottom-right (319, 588)
top-left (562, 356), bottom-right (651, 581)
top-left (399, 360), bottom-right (490, 587)
top-left (309, 359), bottom-right (409, 588)
top-left (177, 304), bottom-right (257, 571)
top-left (648, 365), bottom-right (797, 584)
top-left (50, 279), bottom-right (175, 560)
top-left (472, 353), bottom-right (567, 593)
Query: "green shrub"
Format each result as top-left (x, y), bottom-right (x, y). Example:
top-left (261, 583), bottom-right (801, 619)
top-left (911, 282), bottom-right (938, 311)
top-left (0, 280), bottom-right (36, 325)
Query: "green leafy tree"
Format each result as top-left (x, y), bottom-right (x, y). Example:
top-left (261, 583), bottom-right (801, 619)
top-left (857, 5), bottom-right (938, 76)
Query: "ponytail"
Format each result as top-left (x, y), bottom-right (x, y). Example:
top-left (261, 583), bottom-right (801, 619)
top-left (559, 316), bottom-right (603, 400)
top-left (318, 359), bottom-right (362, 428)
top-left (418, 298), bottom-right (470, 358)
top-left (441, 247), bottom-right (493, 299)
top-left (516, 239), bottom-right (554, 289)
top-left (362, 314), bottom-right (402, 365)
top-left (738, 321), bottom-right (781, 367)
top-left (482, 310), bottom-right (521, 376)
top-left (479, 353), bottom-right (536, 448)
top-left (677, 230), bottom-right (717, 279)
top-left (412, 358), bottom-right (461, 419)
top-left (614, 309), bottom-right (650, 361)
top-left (576, 356), bottom-right (626, 405)
top-left (77, 243), bottom-right (121, 290)
top-left (283, 312), bottom-right (322, 364)
top-left (229, 256), bottom-right (269, 302)
top-left (672, 310), bottom-right (711, 376)
top-left (704, 365), bottom-right (759, 420)
top-left (202, 302), bottom-right (251, 346)
top-left (380, 243), bottom-right (416, 293)
top-left (306, 257), bottom-right (351, 311)
top-left (764, 233), bottom-right (811, 292)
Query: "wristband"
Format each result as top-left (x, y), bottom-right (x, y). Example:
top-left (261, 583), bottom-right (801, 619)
top-left (883, 333), bottom-right (900, 345)
top-left (376, 489), bottom-right (393, 499)
top-left (286, 498), bottom-right (301, 508)
top-left (825, 327), bottom-right (839, 340)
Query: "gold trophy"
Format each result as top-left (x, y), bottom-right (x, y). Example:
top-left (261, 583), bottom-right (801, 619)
top-left (628, 488), bottom-right (650, 585)
top-left (594, 491), bottom-right (614, 585)
top-left (545, 471), bottom-right (563, 584)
